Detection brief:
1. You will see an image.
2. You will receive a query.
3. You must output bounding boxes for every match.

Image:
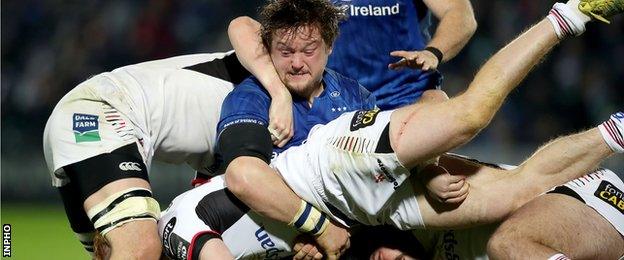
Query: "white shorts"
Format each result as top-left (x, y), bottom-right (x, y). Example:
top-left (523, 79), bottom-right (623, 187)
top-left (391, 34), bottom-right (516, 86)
top-left (549, 168), bottom-right (624, 236)
top-left (159, 176), bottom-right (296, 260)
top-left (273, 109), bottom-right (425, 228)
top-left (43, 75), bottom-right (141, 187)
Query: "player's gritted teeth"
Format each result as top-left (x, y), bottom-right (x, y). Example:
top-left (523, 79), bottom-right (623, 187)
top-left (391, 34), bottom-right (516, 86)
top-left (287, 71), bottom-right (310, 80)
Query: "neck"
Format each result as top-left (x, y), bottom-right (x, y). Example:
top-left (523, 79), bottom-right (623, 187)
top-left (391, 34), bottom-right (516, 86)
top-left (307, 82), bottom-right (324, 106)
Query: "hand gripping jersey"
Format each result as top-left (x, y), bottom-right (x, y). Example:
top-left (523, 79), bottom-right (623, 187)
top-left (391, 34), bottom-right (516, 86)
top-left (43, 51), bottom-right (247, 186)
top-left (328, 0), bottom-right (442, 109)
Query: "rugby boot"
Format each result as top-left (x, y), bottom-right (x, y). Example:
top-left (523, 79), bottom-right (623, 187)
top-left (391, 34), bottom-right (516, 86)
top-left (578, 0), bottom-right (624, 23)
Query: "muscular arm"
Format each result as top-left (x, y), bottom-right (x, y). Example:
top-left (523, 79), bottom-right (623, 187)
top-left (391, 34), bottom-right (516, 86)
top-left (223, 138), bottom-right (349, 259)
top-left (228, 16), bottom-right (293, 146)
top-left (424, 0), bottom-right (477, 62)
top-left (225, 156), bottom-right (300, 223)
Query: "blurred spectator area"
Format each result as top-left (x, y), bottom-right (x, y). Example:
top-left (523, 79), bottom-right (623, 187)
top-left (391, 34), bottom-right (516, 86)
top-left (2, 0), bottom-right (622, 204)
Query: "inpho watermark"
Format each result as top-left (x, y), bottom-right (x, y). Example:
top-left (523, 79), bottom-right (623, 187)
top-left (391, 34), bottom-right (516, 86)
top-left (3, 224), bottom-right (11, 257)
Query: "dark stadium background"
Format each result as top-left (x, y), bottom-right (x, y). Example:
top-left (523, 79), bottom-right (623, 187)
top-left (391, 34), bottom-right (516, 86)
top-left (1, 0), bottom-right (622, 258)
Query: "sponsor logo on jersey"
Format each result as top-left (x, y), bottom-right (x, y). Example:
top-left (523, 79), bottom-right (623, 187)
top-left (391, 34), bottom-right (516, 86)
top-left (162, 217), bottom-right (190, 260)
top-left (350, 108), bottom-right (380, 131)
top-left (255, 226), bottom-right (284, 259)
top-left (330, 91), bottom-right (341, 98)
top-left (162, 217), bottom-right (176, 257)
top-left (594, 180), bottom-right (624, 213)
top-left (119, 162), bottom-right (142, 171)
top-left (222, 118), bottom-right (265, 129)
top-left (442, 230), bottom-right (460, 260)
top-left (337, 2), bottom-right (400, 17)
top-left (73, 113), bottom-right (101, 143)
top-left (375, 159), bottom-right (399, 189)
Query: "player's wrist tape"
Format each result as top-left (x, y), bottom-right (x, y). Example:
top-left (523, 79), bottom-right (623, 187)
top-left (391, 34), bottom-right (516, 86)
top-left (424, 46), bottom-right (443, 64)
top-left (598, 112), bottom-right (624, 153)
top-left (288, 200), bottom-right (329, 236)
top-left (547, 2), bottom-right (590, 39)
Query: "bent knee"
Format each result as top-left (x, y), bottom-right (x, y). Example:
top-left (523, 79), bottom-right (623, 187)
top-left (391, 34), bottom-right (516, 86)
top-left (487, 218), bottom-right (536, 259)
top-left (487, 226), bottom-right (517, 259)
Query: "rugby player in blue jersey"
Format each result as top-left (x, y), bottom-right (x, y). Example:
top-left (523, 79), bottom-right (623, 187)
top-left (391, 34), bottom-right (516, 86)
top-left (212, 1), bottom-right (375, 259)
top-left (328, 0), bottom-right (477, 109)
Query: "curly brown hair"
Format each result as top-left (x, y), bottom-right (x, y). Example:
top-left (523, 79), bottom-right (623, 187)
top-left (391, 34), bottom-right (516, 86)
top-left (259, 0), bottom-right (346, 49)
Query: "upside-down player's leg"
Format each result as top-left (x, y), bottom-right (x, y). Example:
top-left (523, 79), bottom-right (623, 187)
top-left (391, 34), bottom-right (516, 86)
top-left (44, 85), bottom-right (161, 259)
top-left (487, 168), bottom-right (624, 259)
top-left (413, 123), bottom-right (614, 229)
top-left (388, 0), bottom-right (603, 170)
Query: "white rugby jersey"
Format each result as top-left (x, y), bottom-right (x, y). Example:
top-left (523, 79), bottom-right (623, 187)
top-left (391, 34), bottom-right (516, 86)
top-left (47, 52), bottom-right (246, 177)
top-left (159, 176), bottom-right (296, 260)
top-left (105, 52), bottom-right (243, 172)
top-left (273, 109), bottom-right (416, 227)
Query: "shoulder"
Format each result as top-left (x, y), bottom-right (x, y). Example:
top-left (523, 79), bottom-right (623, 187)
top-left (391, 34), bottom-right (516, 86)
top-left (219, 77), bottom-right (271, 126)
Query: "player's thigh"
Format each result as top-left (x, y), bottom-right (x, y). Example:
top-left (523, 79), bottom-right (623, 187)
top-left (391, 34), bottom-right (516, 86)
top-left (495, 194), bottom-right (624, 259)
top-left (415, 166), bottom-right (532, 229)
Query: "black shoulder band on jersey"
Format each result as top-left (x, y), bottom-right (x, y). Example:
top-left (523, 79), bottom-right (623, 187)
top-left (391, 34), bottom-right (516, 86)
top-left (217, 122), bottom-right (273, 170)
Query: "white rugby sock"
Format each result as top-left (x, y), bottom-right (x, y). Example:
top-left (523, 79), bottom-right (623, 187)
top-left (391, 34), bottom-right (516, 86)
top-left (547, 0), bottom-right (591, 39)
top-left (599, 112), bottom-right (624, 153)
top-left (547, 253), bottom-right (571, 260)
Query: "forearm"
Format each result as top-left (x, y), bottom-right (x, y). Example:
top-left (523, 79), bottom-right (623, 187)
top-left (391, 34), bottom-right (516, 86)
top-left (228, 16), bottom-right (290, 99)
top-left (225, 156), bottom-right (301, 223)
top-left (426, 0), bottom-right (476, 62)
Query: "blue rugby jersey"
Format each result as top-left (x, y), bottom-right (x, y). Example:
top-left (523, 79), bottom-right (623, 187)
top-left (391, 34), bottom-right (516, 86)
top-left (328, 0), bottom-right (442, 110)
top-left (217, 69), bottom-right (376, 156)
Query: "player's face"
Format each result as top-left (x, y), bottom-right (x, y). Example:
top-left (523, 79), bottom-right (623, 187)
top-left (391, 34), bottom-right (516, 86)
top-left (270, 25), bottom-right (331, 99)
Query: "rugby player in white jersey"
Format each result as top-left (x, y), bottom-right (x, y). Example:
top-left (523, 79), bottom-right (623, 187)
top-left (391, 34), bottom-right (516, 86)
top-left (42, 35), bottom-right (296, 258)
top-left (155, 154), bottom-right (624, 259)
